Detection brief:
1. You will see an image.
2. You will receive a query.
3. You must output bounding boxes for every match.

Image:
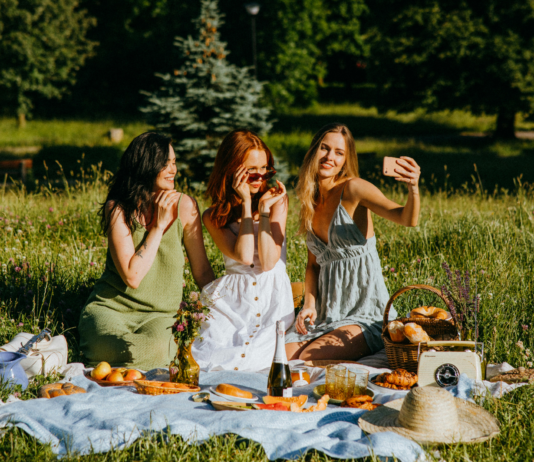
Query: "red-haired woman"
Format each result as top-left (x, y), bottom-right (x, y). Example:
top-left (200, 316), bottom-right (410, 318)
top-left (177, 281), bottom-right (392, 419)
top-left (191, 129), bottom-right (295, 372)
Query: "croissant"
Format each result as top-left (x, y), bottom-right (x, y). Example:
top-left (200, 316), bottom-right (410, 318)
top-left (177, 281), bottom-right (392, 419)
top-left (385, 369), bottom-right (418, 388)
top-left (410, 306), bottom-right (448, 320)
top-left (40, 382), bottom-right (86, 399)
top-left (404, 322), bottom-right (431, 344)
top-left (388, 321), bottom-right (406, 343)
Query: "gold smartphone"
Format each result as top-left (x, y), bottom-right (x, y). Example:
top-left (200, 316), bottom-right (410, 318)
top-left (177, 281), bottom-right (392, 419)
top-left (383, 156), bottom-right (409, 178)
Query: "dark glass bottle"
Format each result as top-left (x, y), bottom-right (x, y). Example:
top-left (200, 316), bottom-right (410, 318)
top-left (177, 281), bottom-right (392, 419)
top-left (267, 320), bottom-right (293, 397)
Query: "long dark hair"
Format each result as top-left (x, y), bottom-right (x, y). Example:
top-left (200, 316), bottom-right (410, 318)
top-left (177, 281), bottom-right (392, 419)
top-left (100, 132), bottom-right (172, 235)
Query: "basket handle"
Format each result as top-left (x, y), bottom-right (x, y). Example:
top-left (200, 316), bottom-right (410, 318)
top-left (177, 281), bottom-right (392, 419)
top-left (382, 284), bottom-right (451, 334)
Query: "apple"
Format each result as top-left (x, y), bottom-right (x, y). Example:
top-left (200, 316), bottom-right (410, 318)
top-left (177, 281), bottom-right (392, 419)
top-left (107, 370), bottom-right (125, 382)
top-left (123, 369), bottom-right (143, 381)
top-left (91, 361), bottom-right (111, 381)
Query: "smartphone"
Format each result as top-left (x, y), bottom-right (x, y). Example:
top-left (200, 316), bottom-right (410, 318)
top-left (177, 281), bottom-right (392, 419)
top-left (383, 156), bottom-right (409, 178)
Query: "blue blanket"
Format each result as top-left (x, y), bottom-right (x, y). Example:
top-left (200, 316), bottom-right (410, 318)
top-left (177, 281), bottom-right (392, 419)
top-left (0, 371), bottom-right (481, 460)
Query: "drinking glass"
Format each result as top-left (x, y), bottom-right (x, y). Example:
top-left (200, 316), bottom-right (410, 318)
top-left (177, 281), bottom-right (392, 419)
top-left (325, 365), bottom-right (345, 398)
top-left (348, 367), bottom-right (369, 395)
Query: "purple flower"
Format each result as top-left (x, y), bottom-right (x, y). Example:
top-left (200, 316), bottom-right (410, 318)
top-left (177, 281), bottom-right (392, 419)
top-left (193, 313), bottom-right (205, 321)
top-left (15, 267), bottom-right (21, 272)
top-left (46, 224), bottom-right (51, 229)
top-left (175, 323), bottom-right (184, 332)
top-left (89, 262), bottom-right (95, 267)
top-left (58, 221), bottom-right (64, 226)
top-left (390, 268), bottom-right (395, 272)
top-left (417, 258), bottom-right (421, 263)
top-left (49, 207), bottom-right (54, 212)
top-left (180, 301), bottom-right (188, 309)
top-left (522, 325), bottom-right (529, 331)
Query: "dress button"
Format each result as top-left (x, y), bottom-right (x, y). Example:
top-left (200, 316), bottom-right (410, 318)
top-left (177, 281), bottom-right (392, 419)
top-left (234, 367), bottom-right (239, 370)
top-left (252, 282), bottom-right (257, 286)
top-left (245, 342), bottom-right (249, 345)
top-left (250, 264), bottom-right (254, 268)
top-left (256, 313), bottom-right (261, 317)
top-left (250, 335), bottom-right (253, 338)
top-left (254, 297), bottom-right (259, 301)
top-left (241, 354), bottom-right (245, 358)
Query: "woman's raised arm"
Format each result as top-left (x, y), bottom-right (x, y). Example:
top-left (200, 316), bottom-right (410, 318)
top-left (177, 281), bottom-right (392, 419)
top-left (180, 195), bottom-right (215, 289)
top-left (107, 190), bottom-right (180, 289)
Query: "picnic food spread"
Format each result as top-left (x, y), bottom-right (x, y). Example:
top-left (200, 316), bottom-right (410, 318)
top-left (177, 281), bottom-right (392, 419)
top-left (39, 382), bottom-right (86, 398)
top-left (373, 369), bottom-right (418, 390)
top-left (409, 306), bottom-right (448, 320)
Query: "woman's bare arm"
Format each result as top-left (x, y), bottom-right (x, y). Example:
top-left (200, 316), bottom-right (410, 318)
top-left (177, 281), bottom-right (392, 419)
top-left (107, 190), bottom-right (180, 289)
top-left (295, 248), bottom-right (320, 335)
top-left (179, 195), bottom-right (215, 289)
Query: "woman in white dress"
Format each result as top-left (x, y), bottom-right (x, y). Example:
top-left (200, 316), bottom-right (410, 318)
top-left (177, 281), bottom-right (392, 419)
top-left (192, 129), bottom-right (295, 372)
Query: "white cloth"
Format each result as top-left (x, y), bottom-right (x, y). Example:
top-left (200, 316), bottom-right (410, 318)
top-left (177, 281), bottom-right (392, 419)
top-left (192, 221), bottom-right (295, 372)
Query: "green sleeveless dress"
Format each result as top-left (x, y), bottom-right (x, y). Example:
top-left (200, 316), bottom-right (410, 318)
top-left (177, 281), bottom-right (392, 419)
top-left (79, 196), bottom-right (185, 370)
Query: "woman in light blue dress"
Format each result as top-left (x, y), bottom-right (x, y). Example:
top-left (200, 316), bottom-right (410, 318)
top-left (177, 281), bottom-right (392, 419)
top-left (285, 123), bottom-right (421, 361)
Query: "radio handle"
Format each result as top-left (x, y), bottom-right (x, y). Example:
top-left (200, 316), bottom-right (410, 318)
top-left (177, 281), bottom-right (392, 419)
top-left (417, 341), bottom-right (484, 362)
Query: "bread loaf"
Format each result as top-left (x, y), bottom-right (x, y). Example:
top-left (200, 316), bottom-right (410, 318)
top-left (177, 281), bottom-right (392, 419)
top-left (387, 321), bottom-right (406, 343)
top-left (404, 323), bottom-right (431, 344)
top-left (410, 306), bottom-right (448, 320)
top-left (40, 382), bottom-right (86, 399)
top-left (216, 383), bottom-right (253, 399)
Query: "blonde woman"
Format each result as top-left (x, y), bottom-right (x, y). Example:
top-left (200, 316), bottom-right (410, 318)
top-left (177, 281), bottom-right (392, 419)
top-left (285, 123), bottom-right (421, 361)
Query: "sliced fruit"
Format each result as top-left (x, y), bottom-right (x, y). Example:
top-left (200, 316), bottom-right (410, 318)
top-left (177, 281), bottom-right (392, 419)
top-left (291, 394), bottom-right (329, 413)
top-left (263, 395), bottom-right (308, 409)
top-left (253, 403), bottom-right (288, 411)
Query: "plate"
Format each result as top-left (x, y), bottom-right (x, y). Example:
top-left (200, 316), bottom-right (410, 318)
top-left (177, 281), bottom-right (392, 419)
top-left (211, 401), bottom-right (253, 411)
top-left (209, 386), bottom-right (259, 403)
top-left (85, 369), bottom-right (146, 387)
top-left (313, 384), bottom-right (374, 405)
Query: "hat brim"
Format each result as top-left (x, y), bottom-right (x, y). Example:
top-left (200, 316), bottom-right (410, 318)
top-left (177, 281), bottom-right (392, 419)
top-left (359, 396), bottom-right (500, 445)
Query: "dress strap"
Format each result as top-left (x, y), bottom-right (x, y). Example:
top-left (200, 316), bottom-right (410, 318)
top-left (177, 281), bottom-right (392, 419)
top-left (177, 192), bottom-right (185, 214)
top-left (340, 179), bottom-right (352, 202)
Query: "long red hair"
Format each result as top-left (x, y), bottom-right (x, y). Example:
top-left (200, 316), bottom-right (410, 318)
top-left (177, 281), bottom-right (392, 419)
top-left (207, 130), bottom-right (275, 228)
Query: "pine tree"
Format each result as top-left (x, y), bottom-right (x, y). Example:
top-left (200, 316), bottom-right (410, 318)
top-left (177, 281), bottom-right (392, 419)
top-left (141, 0), bottom-right (272, 184)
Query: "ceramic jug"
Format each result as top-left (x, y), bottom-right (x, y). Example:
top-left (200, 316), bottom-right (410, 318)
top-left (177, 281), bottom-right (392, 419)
top-left (0, 352), bottom-right (28, 390)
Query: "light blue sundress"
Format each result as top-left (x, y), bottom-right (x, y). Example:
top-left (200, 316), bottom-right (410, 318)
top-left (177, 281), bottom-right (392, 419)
top-left (285, 187), bottom-right (396, 353)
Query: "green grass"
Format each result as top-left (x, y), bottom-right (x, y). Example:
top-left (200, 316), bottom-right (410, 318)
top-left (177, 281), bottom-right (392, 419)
top-left (0, 166), bottom-right (534, 460)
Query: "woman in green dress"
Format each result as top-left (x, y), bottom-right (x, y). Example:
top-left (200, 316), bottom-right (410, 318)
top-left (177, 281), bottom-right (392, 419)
top-left (79, 132), bottom-right (215, 370)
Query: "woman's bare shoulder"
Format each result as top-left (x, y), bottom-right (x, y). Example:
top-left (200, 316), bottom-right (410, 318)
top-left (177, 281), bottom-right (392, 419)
top-left (343, 177), bottom-right (375, 198)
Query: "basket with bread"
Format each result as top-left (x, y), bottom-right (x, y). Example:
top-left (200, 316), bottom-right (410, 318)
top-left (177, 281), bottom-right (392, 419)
top-left (382, 284), bottom-right (458, 372)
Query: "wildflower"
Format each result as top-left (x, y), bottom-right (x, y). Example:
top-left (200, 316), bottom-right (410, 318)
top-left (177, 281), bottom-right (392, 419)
top-left (184, 257), bottom-right (189, 263)
top-left (5, 226), bottom-right (13, 232)
top-left (18, 322), bottom-right (23, 327)
top-left (49, 207), bottom-right (54, 212)
top-left (58, 221), bottom-right (64, 226)
top-left (480, 270), bottom-right (485, 274)
top-left (8, 258), bottom-right (14, 264)
top-left (174, 323), bottom-right (185, 332)
top-left (193, 313), bottom-right (205, 322)
top-left (182, 282), bottom-right (186, 288)
top-left (89, 262), bottom-right (96, 267)
top-left (522, 325), bottom-right (529, 332)
top-left (528, 361), bottom-right (533, 368)
top-left (13, 392), bottom-right (21, 398)
top-left (185, 269), bottom-right (190, 274)
top-left (516, 340), bottom-right (524, 350)
top-left (15, 267), bottom-right (21, 272)
top-left (390, 268), bottom-right (395, 272)
top-left (417, 258), bottom-right (421, 263)
top-left (190, 291), bottom-right (199, 301)
top-left (17, 229), bottom-right (22, 234)
top-left (180, 301), bottom-right (188, 309)
top-left (488, 293), bottom-right (493, 299)
top-left (28, 221), bottom-right (32, 226)
top-left (46, 224), bottom-right (51, 229)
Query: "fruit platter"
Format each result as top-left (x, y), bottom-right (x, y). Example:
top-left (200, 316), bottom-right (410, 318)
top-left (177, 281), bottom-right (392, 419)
top-left (85, 361), bottom-right (145, 386)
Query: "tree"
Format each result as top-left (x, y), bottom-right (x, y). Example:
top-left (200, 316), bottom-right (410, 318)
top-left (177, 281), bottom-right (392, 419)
top-left (141, 0), bottom-right (272, 185)
top-left (0, 0), bottom-right (96, 126)
top-left (367, 0), bottom-right (534, 138)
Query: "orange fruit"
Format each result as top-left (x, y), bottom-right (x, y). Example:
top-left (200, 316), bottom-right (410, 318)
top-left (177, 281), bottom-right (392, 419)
top-left (91, 362), bottom-right (111, 381)
top-left (123, 369), bottom-right (143, 381)
top-left (107, 370), bottom-right (125, 382)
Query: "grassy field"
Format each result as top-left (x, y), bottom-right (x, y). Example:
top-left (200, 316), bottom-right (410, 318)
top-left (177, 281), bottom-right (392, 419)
top-left (1, 105), bottom-right (534, 460)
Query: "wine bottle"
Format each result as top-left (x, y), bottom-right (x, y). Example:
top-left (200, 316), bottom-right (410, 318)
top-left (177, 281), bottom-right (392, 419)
top-left (267, 320), bottom-right (293, 397)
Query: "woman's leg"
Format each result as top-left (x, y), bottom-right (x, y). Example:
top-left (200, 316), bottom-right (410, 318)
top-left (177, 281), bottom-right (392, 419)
top-left (285, 340), bottom-right (312, 360)
top-left (297, 325), bottom-right (372, 361)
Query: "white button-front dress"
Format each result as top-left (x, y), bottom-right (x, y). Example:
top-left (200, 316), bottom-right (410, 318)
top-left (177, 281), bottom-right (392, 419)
top-left (191, 221), bottom-right (295, 372)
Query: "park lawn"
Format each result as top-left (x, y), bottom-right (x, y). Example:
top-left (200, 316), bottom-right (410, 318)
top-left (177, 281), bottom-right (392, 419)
top-left (0, 167), bottom-right (533, 460)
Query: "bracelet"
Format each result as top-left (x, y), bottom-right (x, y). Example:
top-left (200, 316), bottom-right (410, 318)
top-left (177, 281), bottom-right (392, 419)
top-left (259, 212), bottom-right (270, 218)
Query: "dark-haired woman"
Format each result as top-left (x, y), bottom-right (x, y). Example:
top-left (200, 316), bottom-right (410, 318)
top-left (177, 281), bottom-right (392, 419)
top-left (191, 130), bottom-right (294, 372)
top-left (79, 132), bottom-right (215, 370)
top-left (285, 123), bottom-right (420, 361)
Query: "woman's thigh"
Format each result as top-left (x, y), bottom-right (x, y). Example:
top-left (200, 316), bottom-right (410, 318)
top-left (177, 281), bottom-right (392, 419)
top-left (298, 325), bottom-right (372, 361)
top-left (285, 340), bottom-right (312, 361)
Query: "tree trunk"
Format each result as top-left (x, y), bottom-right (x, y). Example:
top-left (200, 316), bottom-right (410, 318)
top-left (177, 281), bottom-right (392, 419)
top-left (17, 113), bottom-right (26, 128)
top-left (495, 108), bottom-right (516, 139)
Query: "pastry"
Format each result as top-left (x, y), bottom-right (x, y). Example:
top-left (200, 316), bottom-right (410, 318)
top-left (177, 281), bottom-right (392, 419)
top-left (373, 369), bottom-right (418, 390)
top-left (216, 383), bottom-right (253, 399)
top-left (388, 321), bottom-right (406, 343)
top-left (404, 323), bottom-right (431, 344)
top-left (410, 306), bottom-right (448, 320)
top-left (40, 382), bottom-right (86, 399)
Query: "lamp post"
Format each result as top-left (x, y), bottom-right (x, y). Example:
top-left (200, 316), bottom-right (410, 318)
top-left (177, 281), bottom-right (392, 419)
top-left (244, 3), bottom-right (260, 78)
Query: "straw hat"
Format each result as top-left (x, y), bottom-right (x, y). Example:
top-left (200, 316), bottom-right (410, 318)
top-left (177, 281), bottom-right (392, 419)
top-left (358, 387), bottom-right (500, 445)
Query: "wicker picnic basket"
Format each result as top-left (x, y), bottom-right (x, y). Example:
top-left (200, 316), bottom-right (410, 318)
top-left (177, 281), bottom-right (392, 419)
top-left (382, 284), bottom-right (458, 373)
top-left (133, 380), bottom-right (201, 395)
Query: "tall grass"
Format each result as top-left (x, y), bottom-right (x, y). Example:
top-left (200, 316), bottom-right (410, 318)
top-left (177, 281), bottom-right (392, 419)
top-left (0, 165), bottom-right (533, 460)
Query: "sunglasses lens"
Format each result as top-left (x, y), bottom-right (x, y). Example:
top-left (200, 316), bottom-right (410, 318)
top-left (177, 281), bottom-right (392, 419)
top-left (263, 170), bottom-right (276, 181)
top-left (247, 173), bottom-right (262, 183)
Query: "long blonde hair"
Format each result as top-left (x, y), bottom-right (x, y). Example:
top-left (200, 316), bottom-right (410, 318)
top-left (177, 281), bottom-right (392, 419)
top-left (296, 123), bottom-right (359, 234)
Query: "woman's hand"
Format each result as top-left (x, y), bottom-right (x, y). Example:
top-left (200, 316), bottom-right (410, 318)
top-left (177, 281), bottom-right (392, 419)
top-left (258, 180), bottom-right (287, 214)
top-left (232, 165), bottom-right (251, 202)
top-left (155, 190), bottom-right (180, 231)
top-left (295, 305), bottom-right (317, 335)
top-left (395, 157), bottom-right (421, 192)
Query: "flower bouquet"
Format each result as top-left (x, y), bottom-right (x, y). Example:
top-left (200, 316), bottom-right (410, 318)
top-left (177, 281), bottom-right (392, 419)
top-left (169, 292), bottom-right (211, 386)
top-left (441, 262), bottom-right (480, 341)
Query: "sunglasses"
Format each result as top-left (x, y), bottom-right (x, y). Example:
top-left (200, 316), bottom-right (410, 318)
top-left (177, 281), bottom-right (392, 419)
top-left (246, 169), bottom-right (277, 183)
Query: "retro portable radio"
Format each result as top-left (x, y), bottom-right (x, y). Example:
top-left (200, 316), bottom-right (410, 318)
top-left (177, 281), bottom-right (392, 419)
top-left (417, 341), bottom-right (484, 388)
